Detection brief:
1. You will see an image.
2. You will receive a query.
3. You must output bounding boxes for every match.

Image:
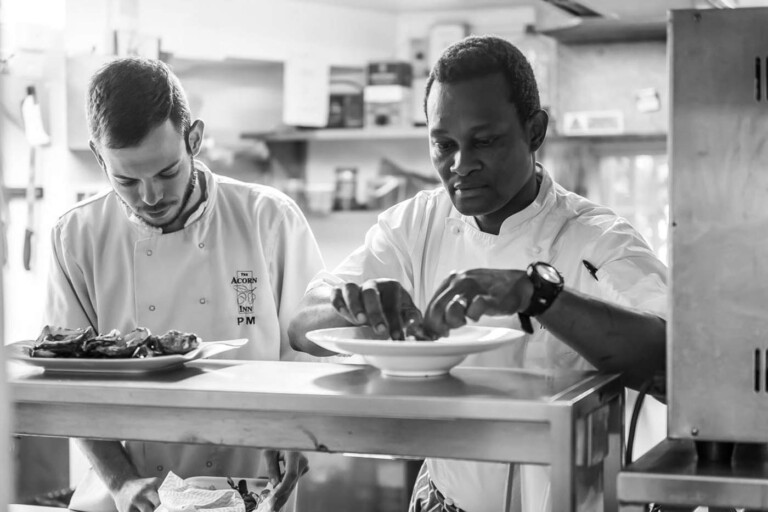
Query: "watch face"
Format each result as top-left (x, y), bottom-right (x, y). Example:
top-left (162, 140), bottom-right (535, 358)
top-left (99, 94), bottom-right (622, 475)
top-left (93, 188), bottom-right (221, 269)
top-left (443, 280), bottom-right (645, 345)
top-left (535, 263), bottom-right (562, 284)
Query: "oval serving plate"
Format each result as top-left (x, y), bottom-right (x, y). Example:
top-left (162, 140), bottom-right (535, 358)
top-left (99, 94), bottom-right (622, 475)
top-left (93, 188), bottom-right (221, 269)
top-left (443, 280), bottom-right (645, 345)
top-left (5, 338), bottom-right (248, 374)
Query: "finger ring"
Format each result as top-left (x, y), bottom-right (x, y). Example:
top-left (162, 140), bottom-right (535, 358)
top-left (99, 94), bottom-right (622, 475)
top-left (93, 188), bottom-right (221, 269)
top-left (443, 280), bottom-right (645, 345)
top-left (453, 294), bottom-right (469, 309)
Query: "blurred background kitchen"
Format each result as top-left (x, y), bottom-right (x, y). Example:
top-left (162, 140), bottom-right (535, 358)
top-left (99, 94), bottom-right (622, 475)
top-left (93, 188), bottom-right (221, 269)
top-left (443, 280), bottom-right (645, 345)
top-left (0, 0), bottom-right (761, 509)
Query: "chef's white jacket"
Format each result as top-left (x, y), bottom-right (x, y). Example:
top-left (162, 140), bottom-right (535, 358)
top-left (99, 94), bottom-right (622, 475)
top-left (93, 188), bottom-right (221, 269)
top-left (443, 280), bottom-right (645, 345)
top-left (44, 162), bottom-right (324, 511)
top-left (312, 166), bottom-right (668, 512)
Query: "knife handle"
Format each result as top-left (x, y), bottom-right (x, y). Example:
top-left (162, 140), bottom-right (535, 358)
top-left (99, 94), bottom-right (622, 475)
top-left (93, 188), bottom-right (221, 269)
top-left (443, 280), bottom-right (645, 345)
top-left (23, 228), bottom-right (33, 271)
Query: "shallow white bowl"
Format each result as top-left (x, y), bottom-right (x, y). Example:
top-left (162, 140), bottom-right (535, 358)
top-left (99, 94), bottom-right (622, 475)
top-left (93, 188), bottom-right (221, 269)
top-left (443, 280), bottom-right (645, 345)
top-left (306, 325), bottom-right (524, 377)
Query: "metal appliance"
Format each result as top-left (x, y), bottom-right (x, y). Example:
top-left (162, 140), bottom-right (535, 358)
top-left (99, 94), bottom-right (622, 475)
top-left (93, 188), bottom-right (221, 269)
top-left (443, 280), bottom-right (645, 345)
top-left (668, 6), bottom-right (768, 448)
top-left (619, 7), bottom-right (768, 510)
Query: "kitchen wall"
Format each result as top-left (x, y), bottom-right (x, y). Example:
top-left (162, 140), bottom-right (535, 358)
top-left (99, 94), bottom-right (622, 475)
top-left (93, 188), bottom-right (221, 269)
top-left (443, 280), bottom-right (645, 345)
top-left (303, 5), bottom-right (540, 193)
top-left (555, 41), bottom-right (668, 135)
top-left (138, 0), bottom-right (398, 65)
top-left (1, 4), bottom-right (99, 346)
top-left (300, 16), bottom-right (669, 217)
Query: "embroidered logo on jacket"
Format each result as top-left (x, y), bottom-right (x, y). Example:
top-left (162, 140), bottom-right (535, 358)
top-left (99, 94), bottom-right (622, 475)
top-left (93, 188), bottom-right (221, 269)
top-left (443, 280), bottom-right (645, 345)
top-left (231, 271), bottom-right (257, 325)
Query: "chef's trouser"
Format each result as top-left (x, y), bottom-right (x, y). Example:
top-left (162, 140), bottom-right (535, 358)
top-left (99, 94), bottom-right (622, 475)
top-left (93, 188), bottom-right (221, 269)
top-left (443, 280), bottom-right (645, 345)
top-left (408, 462), bottom-right (466, 512)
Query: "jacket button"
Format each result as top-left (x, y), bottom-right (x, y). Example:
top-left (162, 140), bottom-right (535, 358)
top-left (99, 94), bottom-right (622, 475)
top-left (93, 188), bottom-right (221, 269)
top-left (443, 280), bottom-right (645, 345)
top-left (452, 226), bottom-right (461, 235)
top-left (199, 298), bottom-right (206, 304)
top-left (149, 305), bottom-right (156, 311)
top-left (157, 465), bottom-right (163, 472)
top-left (146, 250), bottom-right (152, 256)
top-left (206, 461), bottom-right (213, 468)
top-left (198, 243), bottom-right (205, 249)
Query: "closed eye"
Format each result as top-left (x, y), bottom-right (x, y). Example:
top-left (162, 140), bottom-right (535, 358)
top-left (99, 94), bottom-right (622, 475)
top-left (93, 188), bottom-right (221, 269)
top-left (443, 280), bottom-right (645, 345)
top-left (159, 167), bottom-right (180, 179)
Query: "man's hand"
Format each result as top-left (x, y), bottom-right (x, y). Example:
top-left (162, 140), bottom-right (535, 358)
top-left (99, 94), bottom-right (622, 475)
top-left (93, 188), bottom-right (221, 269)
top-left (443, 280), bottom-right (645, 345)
top-left (423, 269), bottom-right (531, 338)
top-left (262, 450), bottom-right (309, 511)
top-left (111, 476), bottom-right (160, 512)
top-left (331, 279), bottom-right (422, 340)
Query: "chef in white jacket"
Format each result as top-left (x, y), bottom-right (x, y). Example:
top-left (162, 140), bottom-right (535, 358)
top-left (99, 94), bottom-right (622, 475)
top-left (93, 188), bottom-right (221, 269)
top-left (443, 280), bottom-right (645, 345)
top-left (43, 57), bottom-right (322, 512)
top-left (288, 35), bottom-right (667, 512)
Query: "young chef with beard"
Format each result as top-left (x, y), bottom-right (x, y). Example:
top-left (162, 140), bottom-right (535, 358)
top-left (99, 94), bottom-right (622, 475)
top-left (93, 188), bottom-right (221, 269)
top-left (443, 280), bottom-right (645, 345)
top-left (44, 58), bottom-right (321, 512)
top-left (288, 35), bottom-right (668, 512)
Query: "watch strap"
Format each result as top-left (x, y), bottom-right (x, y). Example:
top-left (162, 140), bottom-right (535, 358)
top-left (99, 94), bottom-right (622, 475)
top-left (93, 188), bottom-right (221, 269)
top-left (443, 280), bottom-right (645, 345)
top-left (518, 312), bottom-right (534, 334)
top-left (518, 262), bottom-right (563, 334)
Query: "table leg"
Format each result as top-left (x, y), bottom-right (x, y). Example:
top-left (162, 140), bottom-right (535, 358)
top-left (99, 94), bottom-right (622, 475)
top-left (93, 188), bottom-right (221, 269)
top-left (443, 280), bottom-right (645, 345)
top-left (551, 409), bottom-right (576, 511)
top-left (603, 392), bottom-right (623, 512)
top-left (503, 464), bottom-right (521, 512)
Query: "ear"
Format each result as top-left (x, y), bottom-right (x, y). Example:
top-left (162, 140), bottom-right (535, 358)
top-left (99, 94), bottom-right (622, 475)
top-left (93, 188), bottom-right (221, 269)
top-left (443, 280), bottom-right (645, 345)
top-left (187, 119), bottom-right (205, 157)
top-left (527, 109), bottom-right (549, 153)
top-left (89, 141), bottom-right (107, 171)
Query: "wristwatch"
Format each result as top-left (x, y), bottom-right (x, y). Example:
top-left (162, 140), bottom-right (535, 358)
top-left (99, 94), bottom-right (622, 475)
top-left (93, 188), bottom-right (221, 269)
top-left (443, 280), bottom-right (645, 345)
top-left (518, 262), bottom-right (564, 334)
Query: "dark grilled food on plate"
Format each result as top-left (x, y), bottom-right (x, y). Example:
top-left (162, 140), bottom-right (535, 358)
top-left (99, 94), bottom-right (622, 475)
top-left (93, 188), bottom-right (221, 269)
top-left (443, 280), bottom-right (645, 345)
top-left (30, 326), bottom-right (199, 359)
top-left (153, 330), bottom-right (200, 355)
top-left (32, 326), bottom-right (96, 358)
top-left (82, 327), bottom-right (152, 358)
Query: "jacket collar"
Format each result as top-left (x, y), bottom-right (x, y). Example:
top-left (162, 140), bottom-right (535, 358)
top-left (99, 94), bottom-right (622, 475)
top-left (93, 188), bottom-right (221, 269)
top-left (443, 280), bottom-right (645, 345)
top-left (457, 162), bottom-right (557, 236)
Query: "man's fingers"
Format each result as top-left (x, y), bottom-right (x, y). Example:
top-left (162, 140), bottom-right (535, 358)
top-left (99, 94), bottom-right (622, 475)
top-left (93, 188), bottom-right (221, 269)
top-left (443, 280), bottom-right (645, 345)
top-left (466, 295), bottom-right (493, 321)
top-left (424, 286), bottom-right (468, 336)
top-left (400, 292), bottom-right (423, 326)
top-left (340, 283), bottom-right (367, 324)
top-left (138, 494), bottom-right (160, 512)
top-left (424, 280), bottom-right (476, 336)
top-left (444, 294), bottom-right (469, 329)
top-left (401, 305), bottom-right (423, 338)
top-left (262, 449), bottom-right (282, 487)
top-left (270, 452), bottom-right (308, 511)
top-left (360, 282), bottom-right (388, 336)
top-left (132, 503), bottom-right (152, 512)
top-left (129, 488), bottom-right (160, 512)
top-left (147, 488), bottom-right (160, 509)
top-left (330, 286), bottom-right (357, 324)
top-left (377, 284), bottom-right (407, 340)
top-left (431, 270), bottom-right (458, 299)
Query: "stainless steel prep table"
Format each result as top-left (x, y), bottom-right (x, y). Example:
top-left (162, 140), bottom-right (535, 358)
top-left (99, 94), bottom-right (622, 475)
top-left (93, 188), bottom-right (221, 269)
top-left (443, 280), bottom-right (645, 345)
top-left (9, 360), bottom-right (623, 511)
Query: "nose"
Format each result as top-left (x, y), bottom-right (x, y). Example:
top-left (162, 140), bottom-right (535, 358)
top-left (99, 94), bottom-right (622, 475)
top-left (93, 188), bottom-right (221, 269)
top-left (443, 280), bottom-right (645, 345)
top-left (449, 147), bottom-right (477, 176)
top-left (139, 180), bottom-right (163, 206)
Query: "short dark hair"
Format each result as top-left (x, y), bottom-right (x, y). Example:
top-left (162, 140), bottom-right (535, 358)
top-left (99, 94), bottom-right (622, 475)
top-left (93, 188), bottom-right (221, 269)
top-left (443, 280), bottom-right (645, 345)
top-left (424, 35), bottom-right (541, 124)
top-left (87, 57), bottom-right (191, 149)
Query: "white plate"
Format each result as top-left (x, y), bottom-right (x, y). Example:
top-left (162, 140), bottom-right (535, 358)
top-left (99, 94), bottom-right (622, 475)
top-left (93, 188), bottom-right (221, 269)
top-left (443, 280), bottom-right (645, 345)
top-left (306, 325), bottom-right (524, 377)
top-left (5, 338), bottom-right (248, 374)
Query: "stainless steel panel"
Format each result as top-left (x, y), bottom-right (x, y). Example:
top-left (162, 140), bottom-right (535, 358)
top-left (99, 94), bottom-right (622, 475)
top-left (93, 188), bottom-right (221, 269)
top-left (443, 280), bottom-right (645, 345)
top-left (619, 440), bottom-right (768, 509)
top-left (669, 7), bottom-right (768, 442)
